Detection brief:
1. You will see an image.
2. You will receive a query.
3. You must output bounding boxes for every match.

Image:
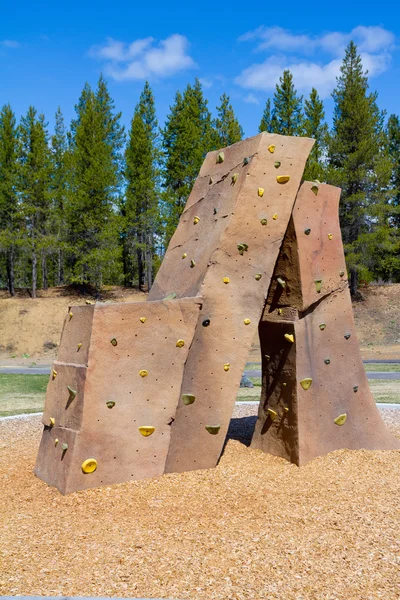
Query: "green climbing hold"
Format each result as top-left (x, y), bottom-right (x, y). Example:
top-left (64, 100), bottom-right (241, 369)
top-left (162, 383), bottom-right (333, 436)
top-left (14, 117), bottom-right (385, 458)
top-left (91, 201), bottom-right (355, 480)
top-left (232, 173), bottom-right (239, 184)
top-left (106, 401), bottom-right (115, 409)
top-left (237, 243), bottom-right (248, 255)
top-left (319, 323), bottom-right (326, 330)
top-left (304, 228), bottom-right (311, 235)
top-left (243, 156), bottom-right (250, 165)
top-left (324, 359), bottom-right (331, 365)
top-left (334, 413), bottom-right (347, 426)
top-left (182, 394), bottom-right (195, 406)
top-left (255, 274), bottom-right (262, 281)
top-left (67, 386), bottom-right (76, 401)
top-left (344, 333), bottom-right (351, 340)
top-left (164, 292), bottom-right (177, 300)
top-left (260, 218), bottom-right (268, 226)
top-left (205, 425), bottom-right (221, 435)
top-left (61, 443), bottom-right (68, 451)
top-left (311, 184), bottom-right (319, 195)
top-left (216, 152), bottom-right (224, 164)
top-left (277, 277), bottom-right (286, 288)
top-left (110, 337), bottom-right (117, 346)
top-left (314, 279), bottom-right (323, 293)
top-left (274, 161), bottom-right (281, 168)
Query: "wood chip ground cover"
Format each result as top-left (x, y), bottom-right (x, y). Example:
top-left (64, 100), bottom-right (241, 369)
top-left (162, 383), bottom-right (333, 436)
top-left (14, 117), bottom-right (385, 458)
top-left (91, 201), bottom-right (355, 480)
top-left (0, 407), bottom-right (399, 600)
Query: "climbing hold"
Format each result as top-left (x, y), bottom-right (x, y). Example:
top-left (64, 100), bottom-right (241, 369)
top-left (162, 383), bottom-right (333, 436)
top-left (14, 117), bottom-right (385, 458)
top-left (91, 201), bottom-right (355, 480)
top-left (106, 401), bottom-right (115, 409)
top-left (176, 339), bottom-right (185, 347)
top-left (277, 175), bottom-right (290, 184)
top-left (49, 417), bottom-right (55, 427)
top-left (324, 359), bottom-right (331, 365)
top-left (52, 369), bottom-right (57, 380)
top-left (209, 177), bottom-right (213, 184)
top-left (274, 161), bottom-right (281, 168)
top-left (314, 279), bottom-right (323, 293)
top-left (139, 370), bottom-right (148, 378)
top-left (243, 156), bottom-right (250, 165)
top-left (344, 333), bottom-right (351, 340)
top-left (311, 184), bottom-right (319, 195)
top-left (182, 253), bottom-right (187, 259)
top-left (223, 277), bottom-right (230, 284)
top-left (273, 213), bottom-right (278, 220)
top-left (265, 355), bottom-right (270, 361)
top-left (190, 259), bottom-right (196, 268)
top-left (67, 386), bottom-right (76, 401)
top-left (138, 426), bottom-right (155, 437)
top-left (77, 343), bottom-right (82, 351)
top-left (237, 243), bottom-right (248, 255)
top-left (243, 318), bottom-right (251, 325)
top-left (267, 408), bottom-right (277, 420)
top-left (284, 333), bottom-right (294, 343)
top-left (164, 292), bottom-right (176, 300)
top-left (193, 216), bottom-right (200, 225)
top-left (54, 438), bottom-right (59, 446)
top-left (85, 300), bottom-right (94, 305)
top-left (300, 378), bottom-right (313, 390)
top-left (202, 318), bottom-right (210, 327)
top-left (260, 218), bottom-right (268, 226)
top-left (319, 323), bottom-right (326, 330)
top-left (232, 173), bottom-right (239, 184)
top-left (140, 317), bottom-right (146, 323)
top-left (277, 308), bottom-right (283, 315)
top-left (81, 458), bottom-right (97, 474)
top-left (258, 187), bottom-right (264, 197)
top-left (339, 270), bottom-right (345, 277)
top-left (328, 233), bottom-right (333, 240)
top-left (213, 207), bottom-right (218, 215)
top-left (69, 311), bottom-right (73, 320)
top-left (282, 382), bottom-right (287, 387)
top-left (205, 425), bottom-right (221, 435)
top-left (334, 413), bottom-right (347, 426)
top-left (304, 228), bottom-right (311, 235)
top-left (268, 144), bottom-right (275, 153)
top-left (110, 337), bottom-right (118, 346)
top-left (61, 443), bottom-right (68, 451)
top-left (353, 386), bottom-right (358, 393)
top-left (216, 152), bottom-right (224, 164)
top-left (224, 363), bottom-right (230, 371)
top-left (284, 407), bottom-right (289, 413)
top-left (182, 394), bottom-right (195, 405)
top-left (255, 274), bottom-right (262, 280)
top-left (277, 277), bottom-right (286, 288)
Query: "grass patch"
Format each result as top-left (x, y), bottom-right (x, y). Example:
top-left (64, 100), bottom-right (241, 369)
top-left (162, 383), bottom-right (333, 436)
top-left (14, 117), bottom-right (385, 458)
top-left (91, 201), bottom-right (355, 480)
top-left (364, 363), bottom-right (400, 372)
top-left (0, 374), bottom-right (47, 417)
top-left (248, 376), bottom-right (261, 387)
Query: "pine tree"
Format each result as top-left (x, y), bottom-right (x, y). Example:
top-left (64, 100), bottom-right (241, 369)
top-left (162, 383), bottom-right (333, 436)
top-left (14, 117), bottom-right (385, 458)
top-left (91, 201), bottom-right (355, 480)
top-left (272, 70), bottom-right (303, 136)
top-left (259, 99), bottom-right (273, 133)
top-left (214, 93), bottom-right (243, 147)
top-left (162, 78), bottom-right (215, 245)
top-left (0, 104), bottom-right (19, 296)
top-left (124, 82), bottom-right (160, 290)
top-left (67, 76), bottom-right (125, 289)
top-left (303, 88), bottom-right (328, 181)
top-left (18, 107), bottom-right (52, 298)
top-left (328, 41), bottom-right (393, 294)
top-left (51, 107), bottom-right (68, 285)
top-left (387, 114), bottom-right (400, 229)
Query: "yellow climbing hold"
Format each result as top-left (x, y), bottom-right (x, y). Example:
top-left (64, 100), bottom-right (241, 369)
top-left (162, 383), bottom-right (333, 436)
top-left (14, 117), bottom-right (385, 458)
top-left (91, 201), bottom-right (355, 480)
top-left (314, 279), bottom-right (323, 293)
top-left (282, 382), bottom-right (287, 387)
top-left (223, 277), bottom-right (230, 284)
top-left (182, 394), bottom-right (195, 405)
top-left (300, 378), bottom-right (313, 390)
top-left (243, 318), bottom-right (251, 325)
top-left (54, 438), bottom-right (59, 446)
top-left (176, 339), bottom-right (185, 347)
top-left (277, 175), bottom-right (290, 184)
top-left (277, 277), bottom-right (286, 288)
top-left (139, 370), bottom-right (148, 378)
top-left (77, 342), bottom-right (82, 350)
top-left (334, 413), bottom-right (347, 426)
top-left (267, 408), bottom-right (277, 421)
top-left (284, 333), bottom-right (294, 343)
top-left (328, 233), bottom-right (333, 240)
top-left (81, 458), bottom-right (97, 474)
top-left (284, 407), bottom-right (289, 413)
top-left (140, 317), bottom-right (146, 323)
top-left (273, 213), bottom-right (278, 220)
top-left (232, 173), bottom-right (239, 184)
top-left (205, 425), bottom-right (221, 435)
top-left (67, 386), bottom-right (77, 401)
top-left (268, 144), bottom-right (275, 153)
top-left (277, 308), bottom-right (283, 315)
top-left (258, 187), bottom-right (264, 197)
top-left (311, 184), bottom-right (319, 195)
top-left (255, 273), bottom-right (262, 280)
top-left (52, 369), bottom-right (57, 380)
top-left (69, 311), bottom-right (73, 320)
top-left (216, 152), bottom-right (224, 164)
top-left (139, 426), bottom-right (155, 437)
top-left (182, 253), bottom-right (187, 259)
top-left (193, 216), bottom-right (200, 225)
top-left (49, 417), bottom-right (55, 427)
top-left (61, 443), bottom-right (68, 451)
top-left (260, 218), bottom-right (268, 225)
top-left (224, 363), bottom-right (230, 371)
top-left (110, 337), bottom-right (118, 346)
top-left (85, 300), bottom-right (94, 305)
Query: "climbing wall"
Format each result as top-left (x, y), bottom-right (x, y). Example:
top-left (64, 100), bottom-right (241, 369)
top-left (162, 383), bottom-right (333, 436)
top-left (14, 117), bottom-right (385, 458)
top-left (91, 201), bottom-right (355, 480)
top-left (251, 181), bottom-right (400, 464)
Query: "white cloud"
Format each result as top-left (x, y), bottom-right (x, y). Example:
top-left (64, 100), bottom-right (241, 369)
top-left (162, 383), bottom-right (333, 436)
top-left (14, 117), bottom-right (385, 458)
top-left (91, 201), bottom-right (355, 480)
top-left (244, 93), bottom-right (260, 105)
top-left (236, 25), bottom-right (395, 98)
top-left (89, 34), bottom-right (196, 81)
top-left (0, 40), bottom-right (20, 48)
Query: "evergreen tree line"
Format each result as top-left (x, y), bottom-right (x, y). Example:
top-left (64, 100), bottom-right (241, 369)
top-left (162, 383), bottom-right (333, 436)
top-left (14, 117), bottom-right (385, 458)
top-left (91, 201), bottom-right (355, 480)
top-left (0, 41), bottom-right (399, 298)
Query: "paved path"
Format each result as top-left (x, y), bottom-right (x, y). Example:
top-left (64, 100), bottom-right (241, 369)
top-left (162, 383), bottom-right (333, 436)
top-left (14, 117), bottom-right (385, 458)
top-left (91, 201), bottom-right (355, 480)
top-left (244, 370), bottom-right (400, 380)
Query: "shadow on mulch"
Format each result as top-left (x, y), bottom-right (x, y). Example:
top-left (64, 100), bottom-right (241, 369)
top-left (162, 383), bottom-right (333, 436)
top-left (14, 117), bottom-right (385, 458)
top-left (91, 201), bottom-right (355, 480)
top-left (223, 416), bottom-right (257, 452)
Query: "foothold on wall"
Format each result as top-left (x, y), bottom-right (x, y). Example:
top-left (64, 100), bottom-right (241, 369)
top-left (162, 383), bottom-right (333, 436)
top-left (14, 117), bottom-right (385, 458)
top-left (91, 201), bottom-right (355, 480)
top-left (110, 337), bottom-right (118, 346)
top-left (216, 152), bottom-right (224, 164)
top-left (182, 394), bottom-right (195, 405)
top-left (81, 459), bottom-right (98, 474)
top-left (304, 228), bottom-right (311, 235)
top-left (255, 274), bottom-right (262, 280)
top-left (61, 443), bottom-right (68, 451)
top-left (138, 426), bottom-right (155, 437)
top-left (260, 218), bottom-right (268, 226)
top-left (353, 386), bottom-right (358, 393)
top-left (232, 173), bottom-right (239, 184)
top-left (190, 259), bottom-right (196, 268)
top-left (268, 144), bottom-right (275, 153)
top-left (67, 386), bottom-right (77, 401)
top-left (282, 382), bottom-right (287, 387)
top-left (319, 323), bottom-right (326, 330)
top-left (265, 355), bottom-right (270, 361)
top-left (85, 300), bottom-right (94, 305)
top-left (273, 213), bottom-right (278, 220)
top-left (344, 333), bottom-right (351, 340)
top-left (244, 318), bottom-right (251, 325)
top-left (339, 270), bottom-right (345, 277)
top-left (106, 401), bottom-right (116, 409)
top-left (77, 343), bottom-right (82, 351)
top-left (223, 363), bottom-right (230, 371)
top-left (223, 277), bottom-right (230, 284)
top-left (328, 233), bottom-right (333, 240)
top-left (324, 359), bottom-right (331, 365)
top-left (176, 339), bottom-right (185, 347)
top-left (284, 407), bottom-right (289, 413)
top-left (314, 279), bottom-right (323, 293)
top-left (202, 318), bottom-right (210, 327)
top-left (300, 378), bottom-right (313, 390)
top-left (209, 177), bottom-right (213, 184)
top-left (193, 216), bottom-right (200, 225)
top-left (311, 185), bottom-right (319, 195)
top-left (52, 370), bottom-right (57, 380)
top-left (69, 311), bottom-right (73, 320)
top-left (182, 253), bottom-right (187, 259)
top-left (274, 161), bottom-right (281, 168)
top-left (139, 370), bottom-right (148, 378)
top-left (54, 438), bottom-right (59, 446)
top-left (334, 413), bottom-right (347, 426)
top-left (276, 175), bottom-right (290, 184)
top-left (258, 187), bottom-right (264, 197)
top-left (284, 333), bottom-right (294, 343)
top-left (277, 277), bottom-right (286, 288)
top-left (243, 156), bottom-right (250, 165)
top-left (140, 317), bottom-right (146, 323)
top-left (164, 292), bottom-right (176, 300)
top-left (213, 208), bottom-right (218, 215)
top-left (205, 425), bottom-right (221, 435)
top-left (49, 417), bottom-right (55, 426)
top-left (267, 408), bottom-right (277, 420)
top-left (277, 308), bottom-right (283, 315)
top-left (237, 243), bottom-right (249, 255)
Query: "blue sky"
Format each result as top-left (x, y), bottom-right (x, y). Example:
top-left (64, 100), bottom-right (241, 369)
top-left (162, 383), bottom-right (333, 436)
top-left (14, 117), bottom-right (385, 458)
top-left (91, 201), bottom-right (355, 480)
top-left (1, 0), bottom-right (400, 137)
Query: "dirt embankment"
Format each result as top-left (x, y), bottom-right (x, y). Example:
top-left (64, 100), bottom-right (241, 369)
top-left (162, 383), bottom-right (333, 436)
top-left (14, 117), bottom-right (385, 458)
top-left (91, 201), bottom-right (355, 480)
top-left (0, 284), bottom-right (399, 361)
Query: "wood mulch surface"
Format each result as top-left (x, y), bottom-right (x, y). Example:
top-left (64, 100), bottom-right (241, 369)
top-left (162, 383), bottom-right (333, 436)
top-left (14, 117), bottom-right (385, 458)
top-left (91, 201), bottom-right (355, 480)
top-left (1, 407), bottom-right (399, 600)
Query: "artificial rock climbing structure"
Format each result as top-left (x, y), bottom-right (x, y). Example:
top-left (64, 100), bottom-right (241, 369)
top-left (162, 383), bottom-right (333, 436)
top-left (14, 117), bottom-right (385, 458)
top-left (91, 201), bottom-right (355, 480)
top-left (35, 132), bottom-right (400, 494)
